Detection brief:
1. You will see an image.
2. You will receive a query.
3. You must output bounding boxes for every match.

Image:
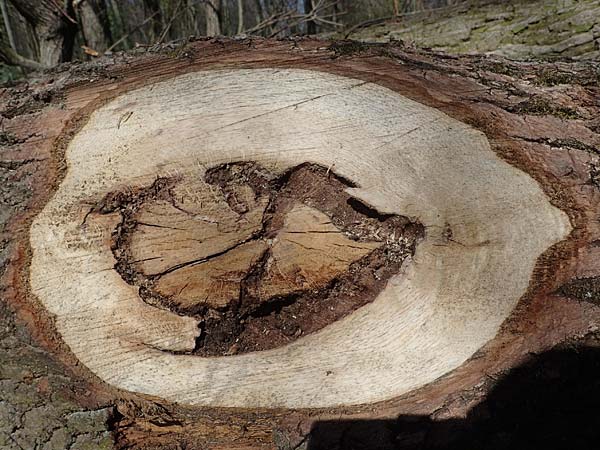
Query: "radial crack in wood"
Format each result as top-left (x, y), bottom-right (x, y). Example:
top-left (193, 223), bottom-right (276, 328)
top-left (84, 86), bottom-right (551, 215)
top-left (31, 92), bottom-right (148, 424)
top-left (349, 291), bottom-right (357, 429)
top-left (155, 239), bottom-right (270, 310)
top-left (129, 187), bottom-right (268, 277)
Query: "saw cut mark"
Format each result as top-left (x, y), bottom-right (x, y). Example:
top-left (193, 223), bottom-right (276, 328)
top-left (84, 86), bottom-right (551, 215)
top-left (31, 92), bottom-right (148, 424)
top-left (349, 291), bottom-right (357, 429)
top-left (103, 162), bottom-right (421, 356)
top-left (29, 69), bottom-right (571, 408)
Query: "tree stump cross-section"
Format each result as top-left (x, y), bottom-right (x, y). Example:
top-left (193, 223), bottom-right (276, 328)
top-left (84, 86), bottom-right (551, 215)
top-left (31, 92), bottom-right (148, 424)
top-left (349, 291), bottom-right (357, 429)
top-left (2, 38), bottom-right (599, 448)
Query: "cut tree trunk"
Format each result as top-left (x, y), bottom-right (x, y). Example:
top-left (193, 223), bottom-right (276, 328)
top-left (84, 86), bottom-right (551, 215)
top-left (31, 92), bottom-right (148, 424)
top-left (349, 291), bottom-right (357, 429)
top-left (1, 38), bottom-right (599, 449)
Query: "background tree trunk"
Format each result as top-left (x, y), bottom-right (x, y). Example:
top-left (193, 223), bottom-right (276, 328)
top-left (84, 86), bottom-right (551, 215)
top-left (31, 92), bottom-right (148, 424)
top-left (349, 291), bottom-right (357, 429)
top-left (237, 0), bottom-right (243, 34)
top-left (142, 0), bottom-right (163, 43)
top-left (303, 0), bottom-right (316, 34)
top-left (0, 0), bottom-right (16, 51)
top-left (8, 0), bottom-right (77, 66)
top-left (205, 0), bottom-right (221, 36)
top-left (75, 0), bottom-right (112, 53)
top-left (1, 39), bottom-right (599, 449)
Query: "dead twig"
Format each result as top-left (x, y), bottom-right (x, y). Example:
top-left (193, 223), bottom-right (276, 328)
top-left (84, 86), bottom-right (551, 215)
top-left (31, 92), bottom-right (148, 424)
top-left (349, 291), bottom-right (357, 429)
top-left (0, 41), bottom-right (47, 70)
top-left (48, 0), bottom-right (77, 23)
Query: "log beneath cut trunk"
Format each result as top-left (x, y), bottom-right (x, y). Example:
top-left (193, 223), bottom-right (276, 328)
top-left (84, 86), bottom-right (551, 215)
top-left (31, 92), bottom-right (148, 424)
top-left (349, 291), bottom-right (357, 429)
top-left (1, 38), bottom-right (599, 449)
top-left (350, 0), bottom-right (600, 61)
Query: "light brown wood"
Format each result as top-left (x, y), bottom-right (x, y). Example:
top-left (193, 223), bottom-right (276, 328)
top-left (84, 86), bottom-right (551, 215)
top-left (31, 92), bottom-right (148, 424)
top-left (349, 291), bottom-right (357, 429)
top-left (153, 203), bottom-right (378, 311)
top-left (129, 195), bottom-right (268, 277)
top-left (251, 204), bottom-right (379, 299)
top-left (28, 65), bottom-right (571, 409)
top-left (156, 239), bottom-right (268, 310)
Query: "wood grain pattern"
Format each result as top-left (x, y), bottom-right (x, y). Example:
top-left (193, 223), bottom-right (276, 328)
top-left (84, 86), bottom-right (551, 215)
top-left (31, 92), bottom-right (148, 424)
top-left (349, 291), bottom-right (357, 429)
top-left (249, 204), bottom-right (379, 299)
top-left (130, 186), bottom-right (268, 277)
top-left (154, 203), bottom-right (379, 310)
top-left (156, 239), bottom-right (269, 310)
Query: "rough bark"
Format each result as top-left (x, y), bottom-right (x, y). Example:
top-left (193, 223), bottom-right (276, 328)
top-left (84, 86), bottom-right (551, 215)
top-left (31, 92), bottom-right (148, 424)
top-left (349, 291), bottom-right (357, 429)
top-left (351, 0), bottom-right (600, 60)
top-left (1, 38), bottom-right (599, 449)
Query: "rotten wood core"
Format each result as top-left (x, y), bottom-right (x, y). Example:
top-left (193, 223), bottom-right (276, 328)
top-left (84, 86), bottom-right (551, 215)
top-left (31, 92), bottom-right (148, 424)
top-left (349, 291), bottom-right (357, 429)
top-left (95, 162), bottom-right (423, 356)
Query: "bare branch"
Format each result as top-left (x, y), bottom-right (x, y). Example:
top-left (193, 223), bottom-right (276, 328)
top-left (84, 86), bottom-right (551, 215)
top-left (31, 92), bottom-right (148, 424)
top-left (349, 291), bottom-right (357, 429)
top-left (158, 0), bottom-right (183, 43)
top-left (244, 0), bottom-right (342, 37)
top-left (0, 40), bottom-right (46, 70)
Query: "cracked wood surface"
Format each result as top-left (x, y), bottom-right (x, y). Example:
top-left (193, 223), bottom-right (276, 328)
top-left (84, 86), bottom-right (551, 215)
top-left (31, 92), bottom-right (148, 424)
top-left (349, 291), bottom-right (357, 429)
top-left (129, 188), bottom-right (268, 278)
top-left (104, 160), bottom-right (411, 356)
top-left (252, 204), bottom-right (379, 299)
top-left (1, 38), bottom-right (599, 448)
top-left (153, 203), bottom-right (379, 310)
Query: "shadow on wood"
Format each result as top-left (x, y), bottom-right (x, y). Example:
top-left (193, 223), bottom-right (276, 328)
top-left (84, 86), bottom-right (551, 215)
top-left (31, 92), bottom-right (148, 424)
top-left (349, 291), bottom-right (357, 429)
top-left (308, 342), bottom-right (600, 450)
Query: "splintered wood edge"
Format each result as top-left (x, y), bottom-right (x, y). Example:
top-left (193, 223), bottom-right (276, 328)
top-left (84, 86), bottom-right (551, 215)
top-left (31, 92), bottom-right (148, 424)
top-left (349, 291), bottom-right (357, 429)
top-left (28, 68), bottom-right (570, 409)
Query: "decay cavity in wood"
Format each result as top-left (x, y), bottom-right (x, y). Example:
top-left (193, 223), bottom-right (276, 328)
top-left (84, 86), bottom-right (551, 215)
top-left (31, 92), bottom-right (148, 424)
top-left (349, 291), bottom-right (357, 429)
top-left (94, 162), bottom-right (424, 356)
